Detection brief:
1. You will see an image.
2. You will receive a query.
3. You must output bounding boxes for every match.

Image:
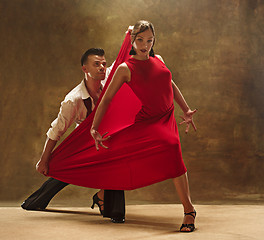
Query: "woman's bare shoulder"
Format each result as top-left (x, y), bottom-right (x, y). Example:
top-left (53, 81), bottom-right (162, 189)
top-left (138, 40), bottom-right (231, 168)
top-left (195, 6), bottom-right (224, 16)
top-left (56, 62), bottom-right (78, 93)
top-left (118, 62), bottom-right (129, 69)
top-left (115, 62), bottom-right (130, 82)
top-left (116, 62), bottom-right (130, 74)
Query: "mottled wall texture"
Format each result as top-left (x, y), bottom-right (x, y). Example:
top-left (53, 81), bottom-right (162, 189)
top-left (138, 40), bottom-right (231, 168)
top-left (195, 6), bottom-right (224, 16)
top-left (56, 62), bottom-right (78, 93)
top-left (0, 0), bottom-right (263, 205)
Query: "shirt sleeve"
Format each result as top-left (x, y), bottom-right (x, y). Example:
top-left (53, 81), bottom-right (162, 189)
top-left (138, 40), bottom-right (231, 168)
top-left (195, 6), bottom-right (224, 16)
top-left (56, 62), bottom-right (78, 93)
top-left (105, 61), bottom-right (116, 78)
top-left (46, 100), bottom-right (77, 141)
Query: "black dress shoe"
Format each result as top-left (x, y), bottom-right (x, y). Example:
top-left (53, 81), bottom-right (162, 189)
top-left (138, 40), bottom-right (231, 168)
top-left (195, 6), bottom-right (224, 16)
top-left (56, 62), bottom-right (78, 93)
top-left (20, 201), bottom-right (45, 211)
top-left (111, 217), bottom-right (125, 223)
top-left (21, 201), bottom-right (28, 210)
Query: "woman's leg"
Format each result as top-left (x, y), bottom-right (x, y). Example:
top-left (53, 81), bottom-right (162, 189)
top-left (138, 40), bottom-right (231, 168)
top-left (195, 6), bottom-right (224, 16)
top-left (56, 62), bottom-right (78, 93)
top-left (172, 172), bottom-right (196, 232)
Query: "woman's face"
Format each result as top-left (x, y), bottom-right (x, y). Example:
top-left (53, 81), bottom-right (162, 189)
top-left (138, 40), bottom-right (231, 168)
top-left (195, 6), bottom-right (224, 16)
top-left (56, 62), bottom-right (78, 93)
top-left (132, 28), bottom-right (154, 60)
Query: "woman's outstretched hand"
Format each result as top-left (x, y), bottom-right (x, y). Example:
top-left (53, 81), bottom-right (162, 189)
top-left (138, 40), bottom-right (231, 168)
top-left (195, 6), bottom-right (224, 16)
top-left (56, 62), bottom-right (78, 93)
top-left (90, 129), bottom-right (111, 151)
top-left (179, 109), bottom-right (197, 134)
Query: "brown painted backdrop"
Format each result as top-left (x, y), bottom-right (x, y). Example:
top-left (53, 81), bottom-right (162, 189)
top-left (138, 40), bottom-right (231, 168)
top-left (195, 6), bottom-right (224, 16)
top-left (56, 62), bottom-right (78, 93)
top-left (0, 0), bottom-right (263, 205)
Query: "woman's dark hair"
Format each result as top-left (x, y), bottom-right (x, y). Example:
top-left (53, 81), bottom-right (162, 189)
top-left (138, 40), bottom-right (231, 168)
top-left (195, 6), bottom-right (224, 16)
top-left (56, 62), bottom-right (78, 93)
top-left (81, 48), bottom-right (105, 66)
top-left (129, 20), bottom-right (155, 57)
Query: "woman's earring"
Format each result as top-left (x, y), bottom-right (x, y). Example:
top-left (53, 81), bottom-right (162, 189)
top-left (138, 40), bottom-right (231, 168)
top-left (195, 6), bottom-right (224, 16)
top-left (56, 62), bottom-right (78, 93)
top-left (129, 46), bottom-right (137, 55)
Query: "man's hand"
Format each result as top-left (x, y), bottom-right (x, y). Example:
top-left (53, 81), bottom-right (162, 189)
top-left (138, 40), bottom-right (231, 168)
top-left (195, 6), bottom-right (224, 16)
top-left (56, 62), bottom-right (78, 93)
top-left (36, 138), bottom-right (57, 175)
top-left (36, 158), bottom-right (49, 176)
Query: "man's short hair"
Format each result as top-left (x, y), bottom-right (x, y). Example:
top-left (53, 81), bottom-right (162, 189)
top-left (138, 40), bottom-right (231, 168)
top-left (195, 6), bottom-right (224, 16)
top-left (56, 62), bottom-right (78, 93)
top-left (81, 48), bottom-right (105, 66)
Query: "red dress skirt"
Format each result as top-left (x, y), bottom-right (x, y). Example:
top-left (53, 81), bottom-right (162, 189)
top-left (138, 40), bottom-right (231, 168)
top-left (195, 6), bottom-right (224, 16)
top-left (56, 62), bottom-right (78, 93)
top-left (48, 33), bottom-right (187, 190)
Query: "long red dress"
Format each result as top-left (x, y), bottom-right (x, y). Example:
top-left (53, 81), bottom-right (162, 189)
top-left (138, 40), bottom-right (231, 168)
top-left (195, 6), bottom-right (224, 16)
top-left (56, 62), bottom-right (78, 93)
top-left (48, 33), bottom-right (187, 190)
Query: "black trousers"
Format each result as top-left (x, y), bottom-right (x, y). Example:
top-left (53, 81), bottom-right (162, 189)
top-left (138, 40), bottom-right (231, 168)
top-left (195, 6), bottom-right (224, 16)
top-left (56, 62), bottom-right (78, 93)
top-left (21, 178), bottom-right (125, 219)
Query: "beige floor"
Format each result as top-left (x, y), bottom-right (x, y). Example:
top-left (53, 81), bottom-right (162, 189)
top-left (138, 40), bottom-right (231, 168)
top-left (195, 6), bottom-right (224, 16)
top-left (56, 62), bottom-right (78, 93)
top-left (0, 204), bottom-right (263, 240)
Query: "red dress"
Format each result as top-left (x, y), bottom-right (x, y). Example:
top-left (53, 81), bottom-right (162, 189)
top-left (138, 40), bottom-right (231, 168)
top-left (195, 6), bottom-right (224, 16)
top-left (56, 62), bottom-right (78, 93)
top-left (48, 33), bottom-right (187, 190)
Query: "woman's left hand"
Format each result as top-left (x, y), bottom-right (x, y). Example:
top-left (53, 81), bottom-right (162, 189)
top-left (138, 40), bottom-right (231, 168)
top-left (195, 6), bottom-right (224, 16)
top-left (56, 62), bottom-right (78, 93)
top-left (126, 25), bottom-right (134, 34)
top-left (179, 109), bottom-right (197, 133)
top-left (90, 129), bottom-right (111, 151)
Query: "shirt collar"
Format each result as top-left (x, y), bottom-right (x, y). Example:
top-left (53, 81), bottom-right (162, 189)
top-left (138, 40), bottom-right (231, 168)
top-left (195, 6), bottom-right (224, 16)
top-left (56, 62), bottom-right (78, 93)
top-left (80, 79), bottom-right (104, 100)
top-left (80, 79), bottom-right (90, 100)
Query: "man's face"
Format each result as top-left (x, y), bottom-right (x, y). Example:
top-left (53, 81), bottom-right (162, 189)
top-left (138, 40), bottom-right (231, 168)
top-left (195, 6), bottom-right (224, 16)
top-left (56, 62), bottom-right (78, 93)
top-left (82, 55), bottom-right (107, 81)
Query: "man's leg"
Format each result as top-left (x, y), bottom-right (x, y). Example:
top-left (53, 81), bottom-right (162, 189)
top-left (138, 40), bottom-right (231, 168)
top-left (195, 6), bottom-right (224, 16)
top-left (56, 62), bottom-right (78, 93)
top-left (21, 178), bottom-right (68, 210)
top-left (103, 190), bottom-right (125, 223)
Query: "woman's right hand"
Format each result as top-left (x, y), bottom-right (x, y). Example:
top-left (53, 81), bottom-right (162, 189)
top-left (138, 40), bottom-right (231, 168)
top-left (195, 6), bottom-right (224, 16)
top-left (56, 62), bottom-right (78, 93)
top-left (90, 129), bottom-right (111, 151)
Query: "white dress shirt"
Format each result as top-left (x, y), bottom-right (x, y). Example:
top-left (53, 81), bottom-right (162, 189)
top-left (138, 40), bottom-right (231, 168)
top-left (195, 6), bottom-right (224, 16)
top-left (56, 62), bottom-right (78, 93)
top-left (47, 65), bottom-right (113, 141)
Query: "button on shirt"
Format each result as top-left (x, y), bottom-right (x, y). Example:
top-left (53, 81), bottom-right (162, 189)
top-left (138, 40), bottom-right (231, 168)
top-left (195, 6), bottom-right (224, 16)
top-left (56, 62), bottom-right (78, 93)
top-left (47, 65), bottom-right (113, 141)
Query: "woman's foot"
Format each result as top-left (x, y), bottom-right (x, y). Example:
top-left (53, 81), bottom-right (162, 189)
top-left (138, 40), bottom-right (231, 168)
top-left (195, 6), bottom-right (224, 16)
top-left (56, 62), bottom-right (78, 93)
top-left (180, 209), bottom-right (196, 232)
top-left (91, 191), bottom-right (104, 215)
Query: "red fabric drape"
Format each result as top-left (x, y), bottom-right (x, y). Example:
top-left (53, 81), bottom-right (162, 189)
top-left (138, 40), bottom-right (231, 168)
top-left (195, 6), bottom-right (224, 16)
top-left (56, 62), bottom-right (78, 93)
top-left (48, 32), bottom-right (187, 190)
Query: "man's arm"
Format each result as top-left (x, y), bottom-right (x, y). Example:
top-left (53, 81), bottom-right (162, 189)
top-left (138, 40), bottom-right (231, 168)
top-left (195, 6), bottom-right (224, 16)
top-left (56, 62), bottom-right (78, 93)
top-left (36, 138), bottom-right (57, 175)
top-left (36, 99), bottom-right (77, 175)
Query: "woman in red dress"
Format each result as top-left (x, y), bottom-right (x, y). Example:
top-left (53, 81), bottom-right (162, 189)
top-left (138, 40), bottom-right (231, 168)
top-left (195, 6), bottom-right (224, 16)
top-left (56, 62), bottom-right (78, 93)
top-left (91, 20), bottom-right (197, 232)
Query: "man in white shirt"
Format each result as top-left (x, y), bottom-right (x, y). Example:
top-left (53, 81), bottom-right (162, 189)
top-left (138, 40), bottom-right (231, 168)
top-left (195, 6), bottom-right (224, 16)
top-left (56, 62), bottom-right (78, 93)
top-left (21, 48), bottom-right (125, 223)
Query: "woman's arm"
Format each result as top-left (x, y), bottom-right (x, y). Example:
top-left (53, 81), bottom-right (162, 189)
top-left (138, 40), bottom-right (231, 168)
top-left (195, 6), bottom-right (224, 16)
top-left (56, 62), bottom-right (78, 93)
top-left (171, 80), bottom-right (197, 133)
top-left (91, 63), bottom-right (130, 150)
top-left (171, 80), bottom-right (190, 113)
top-left (156, 54), bottom-right (197, 133)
